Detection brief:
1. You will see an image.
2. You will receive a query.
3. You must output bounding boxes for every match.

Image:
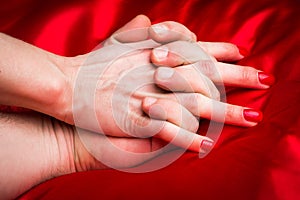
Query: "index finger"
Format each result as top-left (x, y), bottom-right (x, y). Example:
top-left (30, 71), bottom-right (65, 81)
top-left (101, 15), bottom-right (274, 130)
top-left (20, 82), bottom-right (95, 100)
top-left (149, 21), bottom-right (197, 43)
top-left (106, 16), bottom-right (197, 45)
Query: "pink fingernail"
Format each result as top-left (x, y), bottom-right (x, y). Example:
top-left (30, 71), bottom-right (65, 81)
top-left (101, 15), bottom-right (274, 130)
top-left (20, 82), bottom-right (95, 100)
top-left (200, 140), bottom-right (214, 153)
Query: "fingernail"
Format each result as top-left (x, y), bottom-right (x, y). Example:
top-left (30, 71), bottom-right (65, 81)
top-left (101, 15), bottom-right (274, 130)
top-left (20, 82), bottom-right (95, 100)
top-left (258, 72), bottom-right (275, 86)
top-left (200, 140), bottom-right (214, 153)
top-left (157, 67), bottom-right (174, 80)
top-left (237, 46), bottom-right (249, 57)
top-left (144, 97), bottom-right (157, 107)
top-left (151, 24), bottom-right (168, 36)
top-left (153, 46), bottom-right (168, 60)
top-left (243, 109), bottom-right (263, 123)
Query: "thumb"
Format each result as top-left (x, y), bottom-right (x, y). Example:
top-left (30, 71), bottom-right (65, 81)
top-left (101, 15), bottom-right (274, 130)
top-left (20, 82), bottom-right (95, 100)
top-left (109, 15), bottom-right (152, 44)
top-left (115, 15), bottom-right (151, 34)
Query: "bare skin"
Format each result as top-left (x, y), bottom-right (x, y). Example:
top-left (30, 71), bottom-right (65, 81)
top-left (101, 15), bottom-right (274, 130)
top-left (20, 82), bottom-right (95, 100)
top-left (0, 15), bottom-right (275, 199)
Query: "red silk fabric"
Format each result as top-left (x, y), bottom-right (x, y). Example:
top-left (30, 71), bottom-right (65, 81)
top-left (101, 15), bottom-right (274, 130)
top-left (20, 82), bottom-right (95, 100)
top-left (1, 0), bottom-right (299, 199)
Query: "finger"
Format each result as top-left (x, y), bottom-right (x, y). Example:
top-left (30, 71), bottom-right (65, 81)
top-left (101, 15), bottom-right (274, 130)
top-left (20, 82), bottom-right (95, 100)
top-left (174, 93), bottom-right (263, 127)
top-left (212, 62), bottom-right (275, 88)
top-left (141, 98), bottom-right (213, 153)
top-left (106, 16), bottom-right (197, 46)
top-left (109, 15), bottom-right (151, 44)
top-left (198, 42), bottom-right (244, 61)
top-left (132, 117), bottom-right (213, 154)
top-left (75, 129), bottom-right (165, 169)
top-left (152, 49), bottom-right (275, 89)
top-left (151, 41), bottom-right (211, 67)
top-left (149, 21), bottom-right (197, 43)
top-left (156, 121), bottom-right (213, 153)
top-left (142, 97), bottom-right (199, 133)
top-left (153, 67), bottom-right (220, 100)
top-left (185, 61), bottom-right (275, 89)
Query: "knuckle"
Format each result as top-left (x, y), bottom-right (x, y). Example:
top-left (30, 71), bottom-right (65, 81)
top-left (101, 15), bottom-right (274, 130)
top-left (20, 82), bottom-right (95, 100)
top-left (238, 67), bottom-right (253, 82)
top-left (128, 116), bottom-right (151, 137)
top-left (189, 118), bottom-right (200, 133)
top-left (133, 116), bottom-right (150, 127)
top-left (194, 60), bottom-right (216, 79)
top-left (200, 75), bottom-right (220, 100)
top-left (212, 89), bottom-right (221, 101)
top-left (221, 42), bottom-right (237, 53)
top-left (225, 105), bottom-right (239, 121)
top-left (132, 116), bottom-right (166, 138)
top-left (184, 93), bottom-right (203, 116)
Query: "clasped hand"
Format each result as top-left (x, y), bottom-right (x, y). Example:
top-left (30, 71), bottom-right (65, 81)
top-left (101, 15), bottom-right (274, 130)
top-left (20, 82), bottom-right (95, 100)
top-left (0, 15), bottom-right (275, 199)
top-left (68, 15), bottom-right (271, 155)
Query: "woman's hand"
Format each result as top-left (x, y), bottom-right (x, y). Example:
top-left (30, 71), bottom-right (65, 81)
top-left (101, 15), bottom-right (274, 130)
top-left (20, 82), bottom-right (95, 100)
top-left (63, 15), bottom-right (274, 154)
top-left (151, 41), bottom-right (274, 89)
top-left (145, 41), bottom-right (274, 128)
top-left (62, 15), bottom-right (214, 153)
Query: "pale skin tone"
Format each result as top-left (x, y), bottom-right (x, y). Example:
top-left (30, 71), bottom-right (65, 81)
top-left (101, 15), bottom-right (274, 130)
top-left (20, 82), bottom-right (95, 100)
top-left (0, 15), bottom-right (274, 199)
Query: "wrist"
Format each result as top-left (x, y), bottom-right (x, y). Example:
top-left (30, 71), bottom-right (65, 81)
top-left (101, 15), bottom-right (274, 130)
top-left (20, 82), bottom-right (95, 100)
top-left (52, 54), bottom-right (88, 124)
top-left (73, 131), bottom-right (108, 171)
top-left (0, 33), bottom-right (75, 123)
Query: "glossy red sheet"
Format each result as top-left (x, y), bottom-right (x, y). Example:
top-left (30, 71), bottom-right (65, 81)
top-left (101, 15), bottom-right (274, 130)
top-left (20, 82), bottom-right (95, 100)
top-left (1, 0), bottom-right (299, 199)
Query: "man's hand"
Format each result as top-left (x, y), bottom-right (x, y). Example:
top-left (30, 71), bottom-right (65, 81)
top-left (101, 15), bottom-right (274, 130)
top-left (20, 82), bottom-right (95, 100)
top-left (0, 111), bottom-right (169, 199)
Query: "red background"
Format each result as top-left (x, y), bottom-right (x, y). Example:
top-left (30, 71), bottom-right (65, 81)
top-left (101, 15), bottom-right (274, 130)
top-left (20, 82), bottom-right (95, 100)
top-left (0, 0), bottom-right (299, 199)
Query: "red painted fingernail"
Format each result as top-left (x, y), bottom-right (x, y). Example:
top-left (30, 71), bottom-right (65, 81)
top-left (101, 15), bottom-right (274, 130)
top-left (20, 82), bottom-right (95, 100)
top-left (243, 109), bottom-right (263, 123)
top-left (200, 140), bottom-right (214, 153)
top-left (258, 72), bottom-right (275, 86)
top-left (237, 46), bottom-right (249, 57)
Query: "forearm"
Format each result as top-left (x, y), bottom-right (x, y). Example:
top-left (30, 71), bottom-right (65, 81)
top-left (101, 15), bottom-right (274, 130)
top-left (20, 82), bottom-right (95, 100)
top-left (0, 33), bottom-right (73, 121)
top-left (0, 112), bottom-right (76, 199)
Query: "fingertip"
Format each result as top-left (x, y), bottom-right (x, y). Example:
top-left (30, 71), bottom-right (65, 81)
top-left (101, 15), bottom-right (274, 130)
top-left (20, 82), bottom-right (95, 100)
top-left (258, 72), bottom-right (275, 87)
top-left (199, 138), bottom-right (214, 154)
top-left (237, 45), bottom-right (249, 58)
top-left (155, 67), bottom-right (175, 81)
top-left (225, 43), bottom-right (245, 61)
top-left (134, 14), bottom-right (151, 25)
top-left (143, 97), bottom-right (166, 120)
top-left (243, 109), bottom-right (263, 126)
top-left (142, 97), bottom-right (157, 109)
top-left (191, 32), bottom-right (197, 42)
top-left (151, 46), bottom-right (184, 67)
top-left (149, 23), bottom-right (170, 43)
top-left (151, 23), bottom-right (169, 36)
top-left (150, 21), bottom-right (196, 44)
top-left (152, 46), bottom-right (169, 62)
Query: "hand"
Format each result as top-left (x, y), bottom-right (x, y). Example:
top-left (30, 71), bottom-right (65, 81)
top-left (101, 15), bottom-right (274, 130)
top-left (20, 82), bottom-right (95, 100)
top-left (66, 15), bottom-right (274, 153)
top-left (66, 16), bottom-right (214, 153)
top-left (0, 16), bottom-right (212, 157)
top-left (0, 111), bottom-right (171, 199)
top-left (145, 41), bottom-right (275, 128)
top-left (100, 15), bottom-right (274, 128)
top-left (0, 15), bottom-right (274, 153)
